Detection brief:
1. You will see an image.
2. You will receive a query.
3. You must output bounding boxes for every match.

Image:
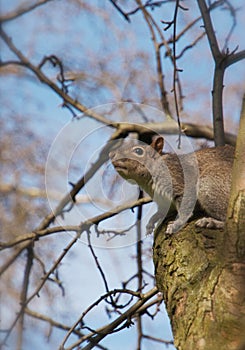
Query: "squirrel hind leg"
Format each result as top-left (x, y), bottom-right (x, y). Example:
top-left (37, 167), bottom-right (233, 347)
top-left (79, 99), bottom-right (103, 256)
top-left (195, 217), bottom-right (224, 229)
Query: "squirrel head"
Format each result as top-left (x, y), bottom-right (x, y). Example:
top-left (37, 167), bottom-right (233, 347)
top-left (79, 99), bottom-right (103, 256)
top-left (109, 136), bottom-right (164, 192)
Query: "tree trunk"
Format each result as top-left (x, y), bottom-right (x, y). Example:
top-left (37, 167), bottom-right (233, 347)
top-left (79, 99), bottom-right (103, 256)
top-left (153, 220), bottom-right (245, 350)
top-left (153, 97), bottom-right (245, 350)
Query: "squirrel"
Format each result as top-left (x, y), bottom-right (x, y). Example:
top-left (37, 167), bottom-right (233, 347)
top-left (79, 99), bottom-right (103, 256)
top-left (109, 136), bottom-right (234, 234)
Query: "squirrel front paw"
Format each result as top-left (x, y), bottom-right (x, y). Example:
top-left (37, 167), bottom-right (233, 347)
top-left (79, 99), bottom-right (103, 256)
top-left (166, 215), bottom-right (190, 234)
top-left (165, 222), bottom-right (175, 234)
top-left (195, 217), bottom-right (224, 229)
top-left (165, 221), bottom-right (182, 234)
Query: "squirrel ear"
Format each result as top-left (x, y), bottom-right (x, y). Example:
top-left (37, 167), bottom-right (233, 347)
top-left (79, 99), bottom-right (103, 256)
top-left (151, 136), bottom-right (164, 154)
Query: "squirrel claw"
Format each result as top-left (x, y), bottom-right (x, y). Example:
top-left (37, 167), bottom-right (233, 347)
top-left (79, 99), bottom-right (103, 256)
top-left (166, 219), bottom-right (187, 234)
top-left (165, 221), bottom-right (177, 235)
top-left (165, 224), bottom-right (173, 235)
top-left (195, 217), bottom-right (224, 229)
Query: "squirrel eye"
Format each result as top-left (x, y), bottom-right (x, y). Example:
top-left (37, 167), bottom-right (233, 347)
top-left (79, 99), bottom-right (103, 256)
top-left (133, 147), bottom-right (144, 156)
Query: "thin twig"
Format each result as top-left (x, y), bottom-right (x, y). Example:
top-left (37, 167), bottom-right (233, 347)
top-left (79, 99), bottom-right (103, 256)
top-left (136, 190), bottom-right (143, 350)
top-left (109, 0), bottom-right (130, 22)
top-left (1, 235), bottom-right (79, 345)
top-left (25, 307), bottom-right (84, 336)
top-left (0, 242), bottom-right (30, 276)
top-left (25, 308), bottom-right (108, 349)
top-left (60, 288), bottom-right (143, 348)
top-left (197, 0), bottom-right (224, 145)
top-left (135, 0), bottom-right (172, 118)
top-left (176, 32), bottom-right (206, 59)
top-left (143, 334), bottom-right (174, 345)
top-left (66, 287), bottom-right (159, 350)
top-left (16, 246), bottom-right (34, 350)
top-left (0, 197), bottom-right (152, 250)
top-left (86, 230), bottom-right (112, 298)
top-left (0, 27), bottom-right (113, 126)
top-left (172, 0), bottom-right (182, 145)
top-left (221, 0), bottom-right (238, 51)
top-left (225, 49), bottom-right (245, 68)
top-left (197, 0), bottom-right (221, 59)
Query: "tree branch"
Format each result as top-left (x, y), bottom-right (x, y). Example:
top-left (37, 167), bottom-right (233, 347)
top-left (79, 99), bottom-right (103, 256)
top-left (108, 0), bottom-right (130, 22)
top-left (25, 308), bottom-right (84, 337)
top-left (135, 0), bottom-right (172, 117)
top-left (196, 0), bottom-right (226, 146)
top-left (25, 308), bottom-right (108, 350)
top-left (225, 49), bottom-right (245, 67)
top-left (0, 197), bottom-right (152, 250)
top-left (17, 246), bottom-right (34, 350)
top-left (66, 287), bottom-right (159, 350)
top-left (0, 0), bottom-right (55, 22)
top-left (1, 235), bottom-right (79, 346)
top-left (0, 27), bottom-right (113, 126)
top-left (196, 0), bottom-right (221, 59)
top-left (61, 288), bottom-right (143, 348)
top-left (0, 242), bottom-right (30, 276)
top-left (196, 0), bottom-right (244, 147)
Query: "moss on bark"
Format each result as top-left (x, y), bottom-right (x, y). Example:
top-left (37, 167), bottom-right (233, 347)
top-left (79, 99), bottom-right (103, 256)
top-left (153, 221), bottom-right (245, 350)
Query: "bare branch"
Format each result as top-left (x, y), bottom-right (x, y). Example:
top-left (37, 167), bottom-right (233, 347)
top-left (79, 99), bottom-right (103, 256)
top-left (25, 308), bottom-right (107, 350)
top-left (225, 49), bottom-right (245, 67)
top-left (17, 246), bottom-right (34, 350)
top-left (0, 182), bottom-right (109, 205)
top-left (197, 0), bottom-right (221, 59)
top-left (0, 27), bottom-right (113, 125)
top-left (25, 308), bottom-right (84, 337)
top-left (61, 288), bottom-right (143, 348)
top-left (143, 334), bottom-right (174, 345)
top-left (0, 197), bottom-right (152, 250)
top-left (172, 0), bottom-right (182, 141)
top-left (221, 0), bottom-right (238, 51)
top-left (115, 1), bottom-right (175, 18)
top-left (108, 0), bottom-right (130, 22)
top-left (0, 0), bottom-right (55, 22)
top-left (175, 32), bottom-right (206, 59)
top-left (36, 132), bottom-right (121, 231)
top-left (2, 246), bottom-right (34, 348)
top-left (196, 0), bottom-right (244, 146)
top-left (86, 231), bottom-right (112, 298)
top-left (111, 120), bottom-right (236, 144)
top-left (1, 235), bottom-right (79, 346)
top-left (135, 0), bottom-right (173, 118)
top-left (196, 0), bottom-right (225, 146)
top-left (172, 15), bottom-right (202, 42)
top-left (136, 190), bottom-right (144, 348)
top-left (66, 287), bottom-right (159, 350)
top-left (0, 242), bottom-right (30, 276)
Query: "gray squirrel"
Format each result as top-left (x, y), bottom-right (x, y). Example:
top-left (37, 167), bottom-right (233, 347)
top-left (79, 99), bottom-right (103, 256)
top-left (109, 136), bottom-right (234, 234)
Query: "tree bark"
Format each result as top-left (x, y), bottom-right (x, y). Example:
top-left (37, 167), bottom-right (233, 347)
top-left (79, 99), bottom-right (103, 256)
top-left (226, 94), bottom-right (245, 257)
top-left (153, 220), bottom-right (245, 350)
